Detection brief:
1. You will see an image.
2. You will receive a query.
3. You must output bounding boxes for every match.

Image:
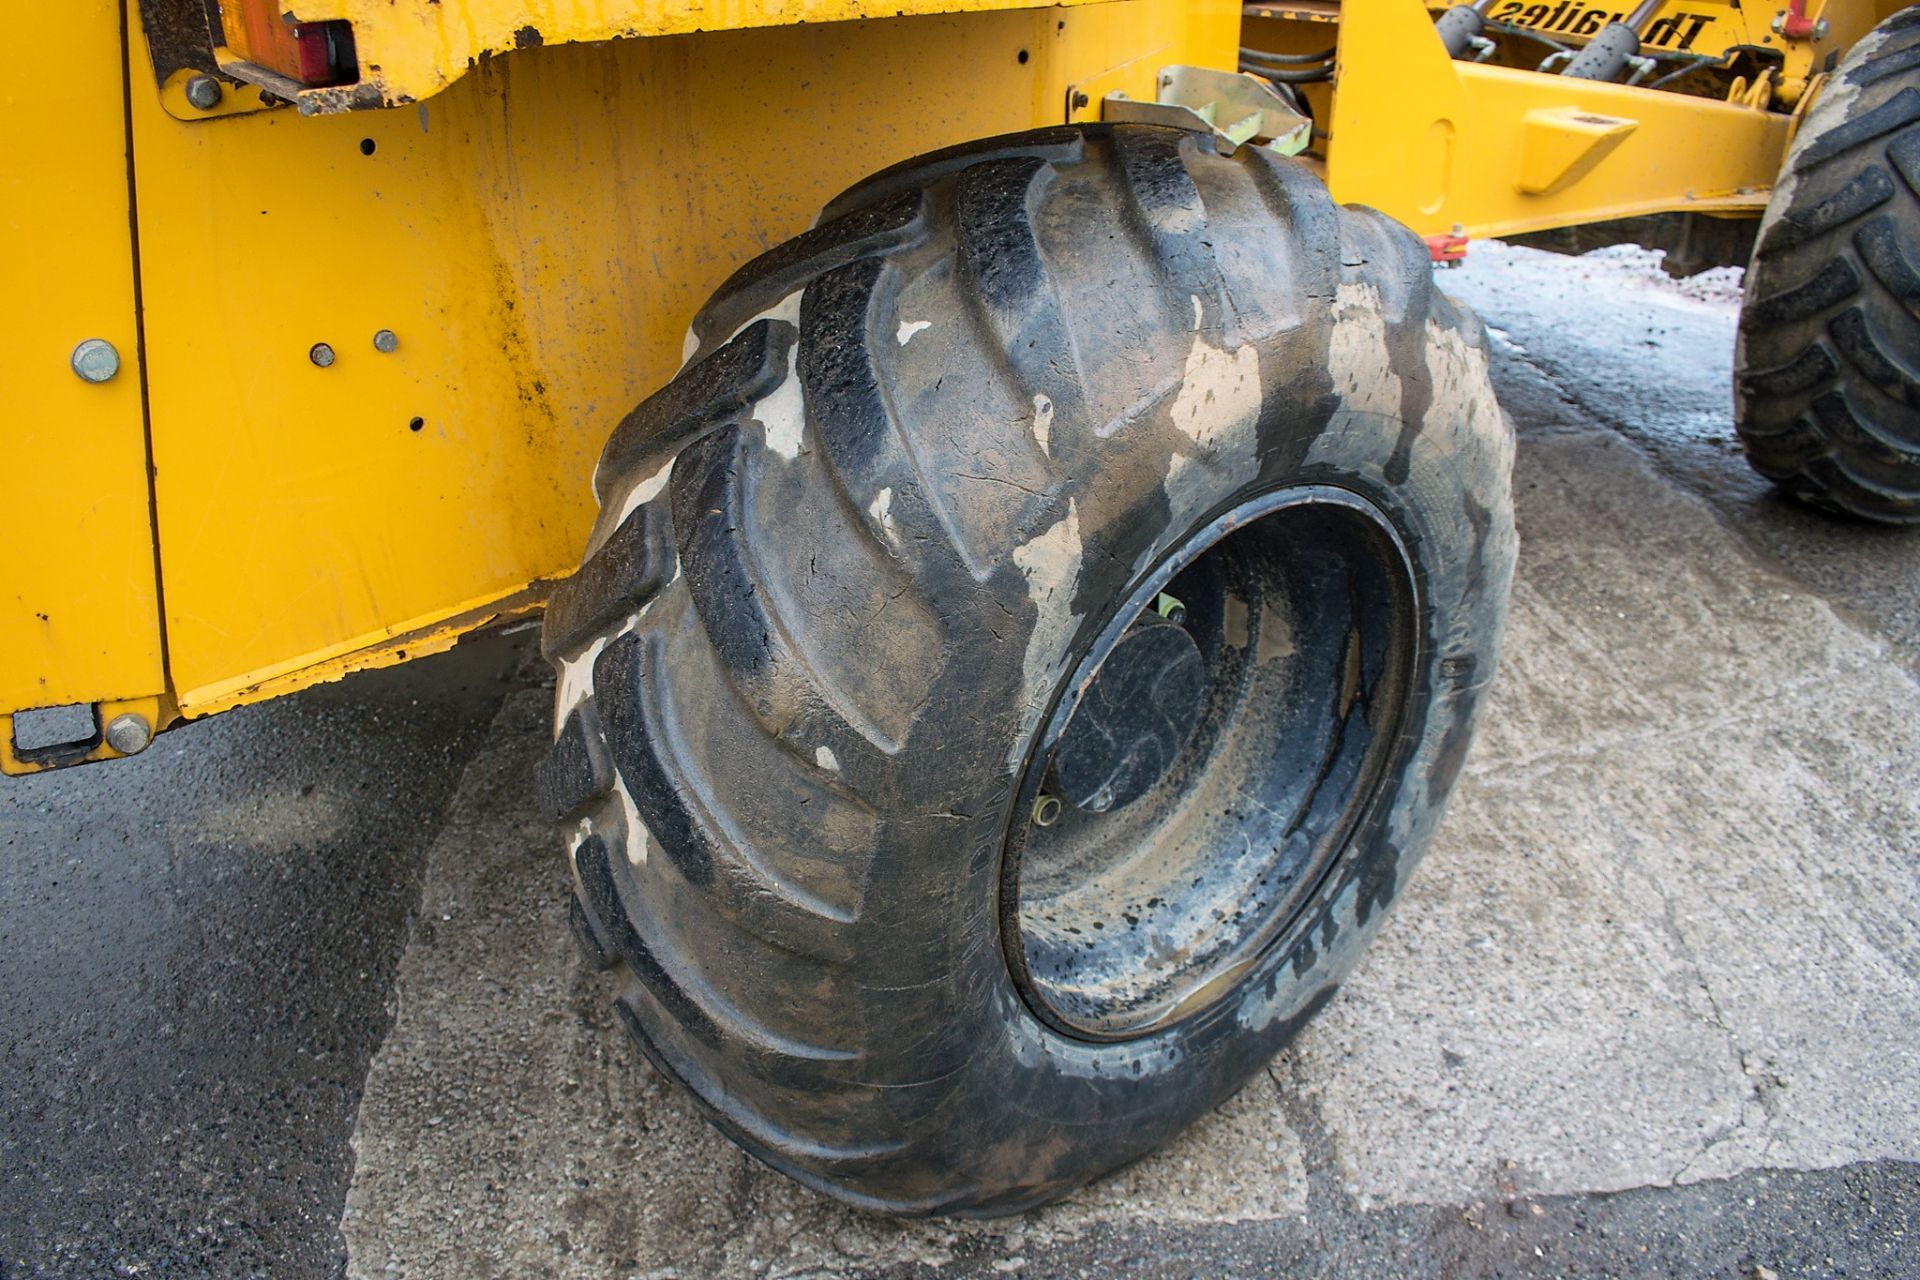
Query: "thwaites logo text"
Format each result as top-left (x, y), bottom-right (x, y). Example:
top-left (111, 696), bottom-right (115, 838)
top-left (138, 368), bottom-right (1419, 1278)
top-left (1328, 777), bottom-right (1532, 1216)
top-left (1487, 2), bottom-right (1718, 51)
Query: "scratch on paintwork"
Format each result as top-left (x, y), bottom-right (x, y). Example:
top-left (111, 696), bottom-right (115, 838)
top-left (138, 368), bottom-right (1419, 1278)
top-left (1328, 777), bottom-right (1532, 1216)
top-left (1164, 294), bottom-right (1262, 512)
top-left (1328, 281), bottom-right (1401, 419)
top-left (1422, 317), bottom-right (1506, 475)
top-left (739, 293), bottom-right (807, 460)
top-left (868, 486), bottom-right (897, 543)
top-left (554, 604), bottom-right (661, 866)
top-left (1009, 499), bottom-right (1083, 769)
top-left (1032, 393), bottom-right (1055, 456)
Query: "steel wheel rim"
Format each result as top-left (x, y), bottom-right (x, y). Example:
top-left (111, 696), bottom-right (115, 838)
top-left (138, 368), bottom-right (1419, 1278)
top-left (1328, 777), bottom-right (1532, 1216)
top-left (1001, 485), bottom-right (1421, 1041)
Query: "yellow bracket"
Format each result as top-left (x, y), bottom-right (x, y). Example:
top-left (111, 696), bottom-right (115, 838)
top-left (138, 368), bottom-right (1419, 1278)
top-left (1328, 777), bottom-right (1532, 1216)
top-left (1517, 107), bottom-right (1638, 196)
top-left (0, 695), bottom-right (177, 777)
top-left (157, 66), bottom-right (275, 122)
top-left (1327, 0), bottom-right (1792, 240)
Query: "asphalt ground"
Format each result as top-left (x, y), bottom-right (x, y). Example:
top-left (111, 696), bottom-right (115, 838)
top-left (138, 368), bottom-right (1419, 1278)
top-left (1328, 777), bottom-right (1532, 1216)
top-left (2, 241), bottom-right (1917, 1278)
top-left (0, 636), bottom-right (525, 1277)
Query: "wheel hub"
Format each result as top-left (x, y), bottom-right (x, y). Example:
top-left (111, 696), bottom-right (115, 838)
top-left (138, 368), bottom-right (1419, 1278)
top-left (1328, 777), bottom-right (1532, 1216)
top-left (1049, 617), bottom-right (1208, 815)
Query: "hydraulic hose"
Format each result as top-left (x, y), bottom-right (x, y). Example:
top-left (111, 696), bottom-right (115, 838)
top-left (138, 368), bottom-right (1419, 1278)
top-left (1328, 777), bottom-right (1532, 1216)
top-left (1238, 45), bottom-right (1334, 64)
top-left (1237, 48), bottom-right (1334, 83)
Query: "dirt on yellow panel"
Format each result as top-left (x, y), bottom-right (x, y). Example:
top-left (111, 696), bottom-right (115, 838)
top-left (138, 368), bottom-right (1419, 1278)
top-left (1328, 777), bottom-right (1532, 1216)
top-left (124, 1), bottom-right (1237, 720)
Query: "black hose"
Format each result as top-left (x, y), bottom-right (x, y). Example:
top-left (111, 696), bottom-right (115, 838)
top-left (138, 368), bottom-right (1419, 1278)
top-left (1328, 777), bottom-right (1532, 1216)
top-left (1489, 21), bottom-right (1570, 53)
top-left (1237, 45), bottom-right (1335, 65)
top-left (1238, 62), bottom-right (1334, 83)
top-left (1238, 50), bottom-right (1335, 82)
top-left (1644, 58), bottom-right (1712, 91)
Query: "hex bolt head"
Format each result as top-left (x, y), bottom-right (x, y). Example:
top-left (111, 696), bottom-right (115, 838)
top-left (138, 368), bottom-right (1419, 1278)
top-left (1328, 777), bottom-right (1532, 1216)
top-left (184, 75), bottom-right (223, 110)
top-left (105, 713), bottom-right (152, 755)
top-left (309, 342), bottom-right (337, 368)
top-left (70, 339), bottom-right (121, 384)
top-left (372, 328), bottom-right (399, 354)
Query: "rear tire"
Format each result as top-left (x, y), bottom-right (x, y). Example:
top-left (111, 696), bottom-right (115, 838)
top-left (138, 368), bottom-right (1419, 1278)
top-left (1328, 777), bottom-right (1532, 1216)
top-left (537, 124), bottom-right (1515, 1215)
top-left (1735, 6), bottom-right (1920, 522)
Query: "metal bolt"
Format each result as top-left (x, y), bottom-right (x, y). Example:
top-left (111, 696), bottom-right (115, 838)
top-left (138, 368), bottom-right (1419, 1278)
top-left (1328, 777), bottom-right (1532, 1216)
top-left (105, 713), bottom-right (152, 755)
top-left (1090, 785), bottom-right (1115, 814)
top-left (1813, 17), bottom-right (1829, 38)
top-left (1032, 794), bottom-right (1063, 828)
top-left (309, 342), bottom-right (336, 368)
top-left (184, 75), bottom-right (223, 110)
top-left (1771, 11), bottom-right (1785, 33)
top-left (70, 339), bottom-right (120, 384)
top-left (372, 328), bottom-right (399, 353)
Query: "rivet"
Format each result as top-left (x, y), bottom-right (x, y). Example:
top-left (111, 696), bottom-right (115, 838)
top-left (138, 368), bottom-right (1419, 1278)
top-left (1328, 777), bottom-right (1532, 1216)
top-left (373, 328), bottom-right (399, 353)
top-left (105, 713), bottom-right (152, 755)
top-left (310, 342), bottom-right (337, 368)
top-left (185, 75), bottom-right (223, 110)
top-left (70, 339), bottom-right (120, 384)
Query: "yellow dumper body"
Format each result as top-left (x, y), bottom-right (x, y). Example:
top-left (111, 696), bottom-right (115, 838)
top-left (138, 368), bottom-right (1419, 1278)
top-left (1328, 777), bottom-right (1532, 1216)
top-left (2, 0), bottom-right (1890, 770)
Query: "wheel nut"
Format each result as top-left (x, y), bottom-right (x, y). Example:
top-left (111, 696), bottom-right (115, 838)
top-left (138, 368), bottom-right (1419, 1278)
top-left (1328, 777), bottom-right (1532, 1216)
top-left (105, 713), bottom-right (152, 755)
top-left (1032, 794), bottom-right (1063, 827)
top-left (185, 75), bottom-right (223, 110)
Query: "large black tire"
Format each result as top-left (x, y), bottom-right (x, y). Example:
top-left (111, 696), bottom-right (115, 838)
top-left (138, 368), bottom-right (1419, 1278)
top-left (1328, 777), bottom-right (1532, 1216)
top-left (1736, 6), bottom-right (1920, 522)
top-left (536, 124), bottom-right (1515, 1215)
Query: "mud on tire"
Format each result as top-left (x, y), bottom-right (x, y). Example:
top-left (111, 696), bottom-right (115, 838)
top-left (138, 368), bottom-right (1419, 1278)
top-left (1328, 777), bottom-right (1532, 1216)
top-left (1736, 6), bottom-right (1920, 522)
top-left (537, 124), bottom-right (1516, 1215)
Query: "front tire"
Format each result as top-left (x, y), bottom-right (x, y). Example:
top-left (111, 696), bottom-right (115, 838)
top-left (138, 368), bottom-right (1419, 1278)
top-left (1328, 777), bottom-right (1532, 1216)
top-left (537, 124), bottom-right (1515, 1215)
top-left (1736, 7), bottom-right (1920, 522)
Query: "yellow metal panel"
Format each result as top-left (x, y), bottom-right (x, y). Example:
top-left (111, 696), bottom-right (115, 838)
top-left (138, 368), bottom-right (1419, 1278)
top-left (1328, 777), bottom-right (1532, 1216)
top-left (1328, 0), bottom-right (1792, 238)
top-left (245, 0), bottom-right (1154, 112)
top-left (0, 1), bottom-right (168, 761)
top-left (128, 2), bottom-right (1237, 719)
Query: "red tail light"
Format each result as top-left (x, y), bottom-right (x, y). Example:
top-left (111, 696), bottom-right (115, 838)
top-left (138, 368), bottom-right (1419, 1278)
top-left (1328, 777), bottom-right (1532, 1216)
top-left (217, 1), bottom-right (356, 86)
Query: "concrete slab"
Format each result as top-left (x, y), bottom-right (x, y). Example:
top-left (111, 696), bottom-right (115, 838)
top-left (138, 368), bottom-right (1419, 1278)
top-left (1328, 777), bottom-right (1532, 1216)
top-left (1300, 427), bottom-right (1920, 1209)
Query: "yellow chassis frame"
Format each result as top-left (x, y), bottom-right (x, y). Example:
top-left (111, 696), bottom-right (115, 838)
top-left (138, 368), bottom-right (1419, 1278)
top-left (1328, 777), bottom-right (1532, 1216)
top-left (0, 0), bottom-right (1899, 772)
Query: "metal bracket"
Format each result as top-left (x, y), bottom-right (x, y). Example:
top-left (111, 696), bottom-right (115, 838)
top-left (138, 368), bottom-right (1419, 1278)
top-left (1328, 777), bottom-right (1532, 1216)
top-left (1102, 66), bottom-right (1313, 156)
